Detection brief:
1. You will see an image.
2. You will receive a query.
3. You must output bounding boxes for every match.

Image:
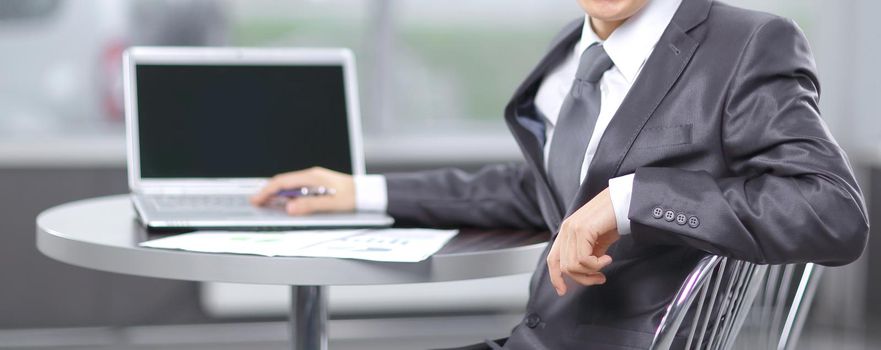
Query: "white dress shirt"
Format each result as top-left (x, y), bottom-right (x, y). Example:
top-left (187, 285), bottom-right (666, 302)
top-left (354, 0), bottom-right (682, 235)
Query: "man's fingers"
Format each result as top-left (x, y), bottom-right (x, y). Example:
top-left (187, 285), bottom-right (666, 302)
top-left (251, 181), bottom-right (283, 205)
top-left (593, 240), bottom-right (610, 258)
top-left (251, 172), bottom-right (315, 205)
top-left (593, 230), bottom-right (619, 257)
top-left (285, 196), bottom-right (333, 216)
top-left (566, 240), bottom-right (611, 273)
top-left (562, 223), bottom-right (581, 270)
top-left (547, 243), bottom-right (567, 296)
top-left (562, 254), bottom-right (612, 275)
top-left (549, 265), bottom-right (567, 296)
top-left (548, 188), bottom-right (621, 292)
top-left (566, 272), bottom-right (607, 286)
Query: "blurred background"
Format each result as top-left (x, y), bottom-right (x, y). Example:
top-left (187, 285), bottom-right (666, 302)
top-left (1, 0), bottom-right (879, 349)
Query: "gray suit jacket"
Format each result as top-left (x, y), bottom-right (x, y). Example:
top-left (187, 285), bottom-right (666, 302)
top-left (385, 0), bottom-right (869, 348)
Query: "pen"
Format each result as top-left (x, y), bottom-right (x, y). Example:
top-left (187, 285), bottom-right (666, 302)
top-left (276, 186), bottom-right (336, 198)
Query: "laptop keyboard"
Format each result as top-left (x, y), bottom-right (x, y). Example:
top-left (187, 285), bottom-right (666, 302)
top-left (150, 195), bottom-right (254, 211)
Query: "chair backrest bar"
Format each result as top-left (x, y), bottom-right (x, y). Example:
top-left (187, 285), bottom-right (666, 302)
top-left (650, 255), bottom-right (822, 350)
top-left (777, 263), bottom-right (821, 350)
top-left (651, 255), bottom-right (723, 349)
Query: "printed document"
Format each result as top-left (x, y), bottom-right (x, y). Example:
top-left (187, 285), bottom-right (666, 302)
top-left (139, 229), bottom-right (458, 262)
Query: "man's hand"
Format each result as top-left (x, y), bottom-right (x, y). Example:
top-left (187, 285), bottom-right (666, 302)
top-left (547, 187), bottom-right (621, 296)
top-left (250, 167), bottom-right (355, 215)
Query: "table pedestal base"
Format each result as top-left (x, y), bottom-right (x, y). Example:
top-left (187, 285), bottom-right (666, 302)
top-left (290, 285), bottom-right (328, 350)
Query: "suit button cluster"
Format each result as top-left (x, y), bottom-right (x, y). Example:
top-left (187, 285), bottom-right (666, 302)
top-left (525, 313), bottom-right (541, 328)
top-left (652, 207), bottom-right (664, 219)
top-left (652, 207), bottom-right (700, 229)
top-left (688, 216), bottom-right (700, 228)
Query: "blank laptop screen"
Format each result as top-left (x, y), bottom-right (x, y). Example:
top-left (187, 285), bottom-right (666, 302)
top-left (135, 64), bottom-right (353, 178)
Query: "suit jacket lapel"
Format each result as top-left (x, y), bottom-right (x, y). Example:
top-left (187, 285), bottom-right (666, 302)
top-left (568, 0), bottom-right (711, 215)
top-left (504, 18), bottom-right (583, 221)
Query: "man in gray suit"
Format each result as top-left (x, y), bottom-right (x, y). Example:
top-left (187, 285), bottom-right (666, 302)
top-left (252, 0), bottom-right (869, 348)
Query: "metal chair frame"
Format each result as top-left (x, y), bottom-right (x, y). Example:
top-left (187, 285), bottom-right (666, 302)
top-left (650, 255), bottom-right (823, 350)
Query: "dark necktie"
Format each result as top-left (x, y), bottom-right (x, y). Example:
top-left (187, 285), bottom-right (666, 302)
top-left (547, 43), bottom-right (614, 210)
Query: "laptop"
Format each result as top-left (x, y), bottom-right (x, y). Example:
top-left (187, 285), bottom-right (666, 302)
top-left (123, 47), bottom-right (394, 230)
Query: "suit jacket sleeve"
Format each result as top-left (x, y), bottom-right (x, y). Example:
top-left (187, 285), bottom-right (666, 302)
top-left (384, 163), bottom-right (546, 229)
top-left (628, 18), bottom-right (869, 266)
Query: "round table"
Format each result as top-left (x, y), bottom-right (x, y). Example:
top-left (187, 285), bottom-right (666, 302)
top-left (36, 195), bottom-right (549, 350)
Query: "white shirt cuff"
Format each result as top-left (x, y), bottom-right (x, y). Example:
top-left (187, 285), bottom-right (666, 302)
top-left (608, 173), bottom-right (635, 235)
top-left (354, 174), bottom-right (388, 212)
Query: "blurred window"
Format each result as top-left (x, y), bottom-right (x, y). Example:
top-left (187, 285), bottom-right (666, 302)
top-left (228, 0), bottom-right (579, 138)
top-left (0, 0), bottom-right (59, 21)
top-left (1, 0), bottom-right (870, 163)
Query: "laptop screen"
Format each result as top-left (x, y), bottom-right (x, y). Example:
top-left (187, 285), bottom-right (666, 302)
top-left (135, 64), bottom-right (353, 178)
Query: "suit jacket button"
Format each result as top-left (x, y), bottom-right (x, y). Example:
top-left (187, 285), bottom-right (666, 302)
top-left (652, 207), bottom-right (664, 219)
top-left (676, 213), bottom-right (687, 225)
top-left (664, 210), bottom-right (675, 222)
top-left (688, 216), bottom-right (700, 228)
top-left (525, 313), bottom-right (541, 328)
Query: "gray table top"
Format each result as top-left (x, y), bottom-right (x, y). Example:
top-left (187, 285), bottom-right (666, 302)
top-left (36, 195), bottom-right (549, 286)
